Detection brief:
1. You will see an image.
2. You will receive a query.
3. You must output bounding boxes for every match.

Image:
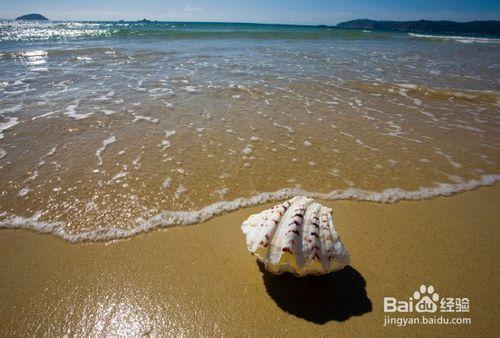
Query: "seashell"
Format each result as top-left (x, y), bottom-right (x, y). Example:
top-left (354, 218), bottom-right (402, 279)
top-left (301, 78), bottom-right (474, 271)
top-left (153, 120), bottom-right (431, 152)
top-left (241, 196), bottom-right (350, 276)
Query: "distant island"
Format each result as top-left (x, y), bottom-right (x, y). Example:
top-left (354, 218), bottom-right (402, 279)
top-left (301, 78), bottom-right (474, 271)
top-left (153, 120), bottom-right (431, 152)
top-left (15, 13), bottom-right (48, 21)
top-left (336, 19), bottom-right (500, 35)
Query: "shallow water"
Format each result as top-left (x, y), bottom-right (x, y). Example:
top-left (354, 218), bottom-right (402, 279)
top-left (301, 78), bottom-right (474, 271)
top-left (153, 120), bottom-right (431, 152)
top-left (0, 21), bottom-right (499, 241)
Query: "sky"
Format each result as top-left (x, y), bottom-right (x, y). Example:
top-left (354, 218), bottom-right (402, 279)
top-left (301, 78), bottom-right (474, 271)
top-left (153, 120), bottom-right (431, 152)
top-left (1, 0), bottom-right (499, 24)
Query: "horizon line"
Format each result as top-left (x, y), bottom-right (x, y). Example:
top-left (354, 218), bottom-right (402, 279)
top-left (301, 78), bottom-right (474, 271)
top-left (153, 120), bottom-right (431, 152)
top-left (2, 17), bottom-right (500, 27)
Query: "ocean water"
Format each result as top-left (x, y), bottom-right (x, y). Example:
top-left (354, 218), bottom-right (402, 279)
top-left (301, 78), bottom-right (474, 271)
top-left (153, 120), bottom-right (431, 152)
top-left (0, 21), bottom-right (499, 241)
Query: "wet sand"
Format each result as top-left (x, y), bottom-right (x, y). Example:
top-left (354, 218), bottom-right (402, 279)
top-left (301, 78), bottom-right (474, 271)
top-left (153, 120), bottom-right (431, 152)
top-left (0, 185), bottom-right (499, 336)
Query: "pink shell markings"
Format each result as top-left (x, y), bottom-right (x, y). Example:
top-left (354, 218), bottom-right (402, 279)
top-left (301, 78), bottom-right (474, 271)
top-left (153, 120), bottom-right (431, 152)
top-left (241, 196), bottom-right (350, 276)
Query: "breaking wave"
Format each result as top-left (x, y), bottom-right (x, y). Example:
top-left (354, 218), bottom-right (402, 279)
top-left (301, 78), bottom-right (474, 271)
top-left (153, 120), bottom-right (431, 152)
top-left (409, 33), bottom-right (500, 44)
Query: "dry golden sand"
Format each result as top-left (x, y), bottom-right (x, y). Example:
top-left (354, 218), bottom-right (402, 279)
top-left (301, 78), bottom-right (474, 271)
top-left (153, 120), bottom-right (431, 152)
top-left (0, 185), bottom-right (499, 336)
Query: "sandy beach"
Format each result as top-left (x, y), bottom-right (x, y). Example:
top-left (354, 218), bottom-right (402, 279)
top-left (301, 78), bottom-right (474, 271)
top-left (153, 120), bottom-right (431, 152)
top-left (1, 8), bottom-right (499, 337)
top-left (1, 185), bottom-right (498, 336)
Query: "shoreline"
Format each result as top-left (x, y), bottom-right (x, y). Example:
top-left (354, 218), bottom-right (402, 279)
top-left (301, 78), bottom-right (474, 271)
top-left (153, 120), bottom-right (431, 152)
top-left (1, 184), bottom-right (499, 335)
top-left (1, 176), bottom-right (499, 243)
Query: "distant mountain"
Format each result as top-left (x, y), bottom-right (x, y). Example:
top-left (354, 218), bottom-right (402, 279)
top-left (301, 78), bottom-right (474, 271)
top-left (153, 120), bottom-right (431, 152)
top-left (15, 13), bottom-right (48, 21)
top-left (336, 19), bottom-right (500, 35)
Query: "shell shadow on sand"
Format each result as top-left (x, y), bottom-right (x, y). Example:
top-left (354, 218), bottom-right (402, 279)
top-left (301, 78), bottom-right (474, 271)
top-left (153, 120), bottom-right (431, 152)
top-left (258, 262), bottom-right (372, 324)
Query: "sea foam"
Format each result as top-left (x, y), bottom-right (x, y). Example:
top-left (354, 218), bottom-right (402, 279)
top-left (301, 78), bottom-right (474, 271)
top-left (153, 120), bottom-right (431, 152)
top-left (0, 116), bottom-right (19, 139)
top-left (409, 33), bottom-right (500, 44)
top-left (0, 174), bottom-right (498, 243)
top-left (95, 135), bottom-right (116, 166)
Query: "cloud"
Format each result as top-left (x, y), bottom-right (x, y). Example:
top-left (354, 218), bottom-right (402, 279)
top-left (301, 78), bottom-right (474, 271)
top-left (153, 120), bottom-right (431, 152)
top-left (184, 3), bottom-right (201, 17)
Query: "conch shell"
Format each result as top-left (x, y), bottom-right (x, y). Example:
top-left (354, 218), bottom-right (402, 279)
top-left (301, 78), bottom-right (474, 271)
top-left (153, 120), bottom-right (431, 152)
top-left (241, 196), bottom-right (350, 276)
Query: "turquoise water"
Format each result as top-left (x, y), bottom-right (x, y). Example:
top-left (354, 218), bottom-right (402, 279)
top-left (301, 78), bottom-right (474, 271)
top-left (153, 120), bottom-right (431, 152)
top-left (1, 20), bottom-right (499, 90)
top-left (0, 21), bottom-right (402, 40)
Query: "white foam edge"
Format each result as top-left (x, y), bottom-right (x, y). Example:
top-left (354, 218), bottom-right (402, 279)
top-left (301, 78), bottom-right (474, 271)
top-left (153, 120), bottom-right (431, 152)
top-left (408, 33), bottom-right (500, 44)
top-left (0, 174), bottom-right (499, 243)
